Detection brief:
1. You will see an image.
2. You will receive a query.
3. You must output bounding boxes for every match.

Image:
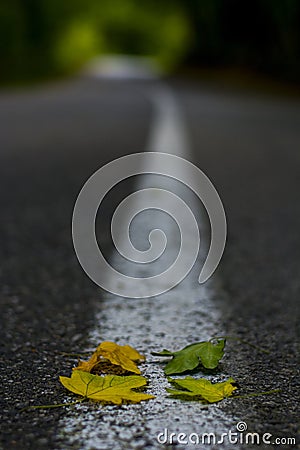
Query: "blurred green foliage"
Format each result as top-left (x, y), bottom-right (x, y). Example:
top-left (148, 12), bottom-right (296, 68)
top-left (0, 0), bottom-right (299, 83)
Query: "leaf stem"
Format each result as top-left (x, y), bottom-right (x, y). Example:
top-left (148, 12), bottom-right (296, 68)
top-left (210, 335), bottom-right (271, 354)
top-left (21, 398), bottom-right (85, 412)
top-left (233, 389), bottom-right (281, 399)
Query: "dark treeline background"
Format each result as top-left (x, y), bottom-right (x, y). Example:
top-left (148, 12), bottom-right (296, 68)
top-left (0, 0), bottom-right (299, 84)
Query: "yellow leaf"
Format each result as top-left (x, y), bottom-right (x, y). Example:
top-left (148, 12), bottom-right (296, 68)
top-left (60, 371), bottom-right (154, 405)
top-left (167, 377), bottom-right (237, 403)
top-left (73, 341), bottom-right (145, 375)
top-left (75, 352), bottom-right (98, 373)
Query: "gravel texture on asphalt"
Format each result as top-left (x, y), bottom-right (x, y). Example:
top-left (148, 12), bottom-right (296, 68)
top-left (0, 78), bottom-right (152, 450)
top-left (177, 81), bottom-right (300, 446)
top-left (57, 169), bottom-right (239, 450)
top-left (0, 77), bottom-right (299, 450)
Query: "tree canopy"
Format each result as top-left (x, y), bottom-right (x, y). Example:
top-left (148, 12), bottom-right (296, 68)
top-left (0, 0), bottom-right (299, 83)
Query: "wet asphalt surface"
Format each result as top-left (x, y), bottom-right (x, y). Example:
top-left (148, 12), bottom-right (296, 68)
top-left (0, 76), bottom-right (299, 449)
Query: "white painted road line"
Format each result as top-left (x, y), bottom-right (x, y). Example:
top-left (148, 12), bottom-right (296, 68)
top-left (59, 59), bottom-right (236, 449)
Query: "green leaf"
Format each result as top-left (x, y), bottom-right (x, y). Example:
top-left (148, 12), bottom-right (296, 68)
top-left (59, 370), bottom-right (154, 405)
top-left (152, 339), bottom-right (225, 375)
top-left (167, 377), bottom-right (236, 403)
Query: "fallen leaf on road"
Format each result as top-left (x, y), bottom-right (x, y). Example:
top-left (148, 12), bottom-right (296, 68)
top-left (74, 341), bottom-right (145, 375)
top-left (152, 339), bottom-right (225, 374)
top-left (60, 370), bottom-right (154, 405)
top-left (167, 377), bottom-right (236, 403)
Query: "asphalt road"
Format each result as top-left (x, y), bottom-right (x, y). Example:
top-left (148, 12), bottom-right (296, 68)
top-left (178, 81), bottom-right (300, 444)
top-left (0, 75), bottom-right (299, 449)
